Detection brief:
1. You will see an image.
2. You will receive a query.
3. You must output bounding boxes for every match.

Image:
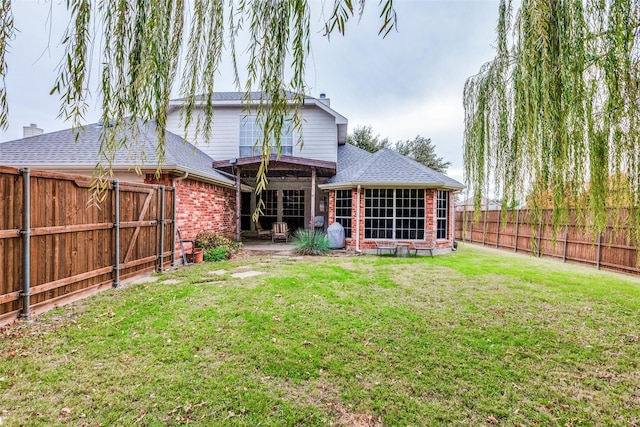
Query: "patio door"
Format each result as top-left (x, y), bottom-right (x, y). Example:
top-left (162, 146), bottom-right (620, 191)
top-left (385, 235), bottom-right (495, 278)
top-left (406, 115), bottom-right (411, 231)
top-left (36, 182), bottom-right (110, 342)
top-left (282, 189), bottom-right (305, 232)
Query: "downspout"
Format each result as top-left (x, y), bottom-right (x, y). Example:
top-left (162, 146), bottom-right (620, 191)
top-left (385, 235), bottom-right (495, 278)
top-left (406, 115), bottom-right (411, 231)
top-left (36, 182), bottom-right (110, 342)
top-left (171, 172), bottom-right (188, 266)
top-left (355, 185), bottom-right (362, 253)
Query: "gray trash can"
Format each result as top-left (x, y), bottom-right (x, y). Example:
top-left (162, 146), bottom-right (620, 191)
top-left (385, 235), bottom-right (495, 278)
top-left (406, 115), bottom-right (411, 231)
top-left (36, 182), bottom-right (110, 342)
top-left (327, 222), bottom-right (345, 249)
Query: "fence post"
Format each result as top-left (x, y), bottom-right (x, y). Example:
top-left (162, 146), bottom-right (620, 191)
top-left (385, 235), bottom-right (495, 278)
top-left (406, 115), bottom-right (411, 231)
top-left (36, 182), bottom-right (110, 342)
top-left (563, 227), bottom-right (568, 262)
top-left (159, 185), bottom-right (165, 272)
top-left (19, 168), bottom-right (31, 320)
top-left (596, 231), bottom-right (602, 269)
top-left (514, 209), bottom-right (519, 252)
top-left (468, 210), bottom-right (473, 243)
top-left (113, 180), bottom-right (120, 288)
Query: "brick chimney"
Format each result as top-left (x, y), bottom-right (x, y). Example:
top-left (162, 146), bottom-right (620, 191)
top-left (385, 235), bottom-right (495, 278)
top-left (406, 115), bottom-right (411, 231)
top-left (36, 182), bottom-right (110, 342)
top-left (23, 123), bottom-right (43, 138)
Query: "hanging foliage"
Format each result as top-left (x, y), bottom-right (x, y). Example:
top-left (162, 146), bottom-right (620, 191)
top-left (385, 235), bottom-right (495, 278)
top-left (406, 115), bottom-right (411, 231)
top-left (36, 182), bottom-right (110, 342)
top-left (464, 0), bottom-right (640, 245)
top-left (0, 0), bottom-right (396, 205)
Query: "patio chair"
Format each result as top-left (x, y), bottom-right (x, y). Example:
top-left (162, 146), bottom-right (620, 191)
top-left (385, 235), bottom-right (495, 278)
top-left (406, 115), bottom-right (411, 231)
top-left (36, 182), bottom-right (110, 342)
top-left (375, 239), bottom-right (398, 256)
top-left (254, 221), bottom-right (272, 238)
top-left (413, 231), bottom-right (435, 257)
top-left (272, 222), bottom-right (290, 242)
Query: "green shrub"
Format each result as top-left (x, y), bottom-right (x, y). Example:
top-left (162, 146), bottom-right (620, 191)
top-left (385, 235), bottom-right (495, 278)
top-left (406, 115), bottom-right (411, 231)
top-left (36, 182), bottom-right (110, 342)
top-left (292, 229), bottom-right (331, 255)
top-left (204, 247), bottom-right (228, 262)
top-left (194, 230), bottom-right (242, 260)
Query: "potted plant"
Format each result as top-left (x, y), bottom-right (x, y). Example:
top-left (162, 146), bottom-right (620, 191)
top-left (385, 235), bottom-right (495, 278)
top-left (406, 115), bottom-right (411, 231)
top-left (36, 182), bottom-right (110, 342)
top-left (187, 246), bottom-right (204, 264)
top-left (194, 230), bottom-right (242, 262)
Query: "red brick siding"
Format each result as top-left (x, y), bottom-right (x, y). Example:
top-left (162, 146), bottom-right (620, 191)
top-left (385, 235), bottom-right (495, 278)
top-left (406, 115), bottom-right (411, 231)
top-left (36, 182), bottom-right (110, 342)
top-left (145, 174), bottom-right (237, 245)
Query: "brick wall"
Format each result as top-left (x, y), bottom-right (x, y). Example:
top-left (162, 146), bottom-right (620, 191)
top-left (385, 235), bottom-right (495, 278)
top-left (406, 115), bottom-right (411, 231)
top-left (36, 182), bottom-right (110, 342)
top-left (145, 174), bottom-right (237, 244)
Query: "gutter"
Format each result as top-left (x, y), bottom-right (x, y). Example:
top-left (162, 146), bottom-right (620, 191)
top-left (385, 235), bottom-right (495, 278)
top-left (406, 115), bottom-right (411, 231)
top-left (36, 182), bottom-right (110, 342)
top-left (319, 181), bottom-right (465, 191)
top-left (355, 184), bottom-right (362, 254)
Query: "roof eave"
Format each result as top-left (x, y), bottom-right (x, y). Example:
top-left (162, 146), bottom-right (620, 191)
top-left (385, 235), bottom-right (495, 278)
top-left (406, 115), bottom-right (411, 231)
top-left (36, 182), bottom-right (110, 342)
top-left (318, 181), bottom-right (466, 190)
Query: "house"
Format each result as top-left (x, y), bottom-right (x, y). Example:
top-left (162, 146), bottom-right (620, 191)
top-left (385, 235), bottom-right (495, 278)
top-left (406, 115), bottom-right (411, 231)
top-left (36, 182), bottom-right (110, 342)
top-left (1, 91), bottom-right (464, 255)
top-left (455, 196), bottom-right (501, 212)
top-left (166, 92), bottom-right (348, 240)
top-left (318, 144), bottom-right (464, 253)
top-left (166, 92), bottom-right (465, 254)
top-left (0, 121), bottom-right (245, 248)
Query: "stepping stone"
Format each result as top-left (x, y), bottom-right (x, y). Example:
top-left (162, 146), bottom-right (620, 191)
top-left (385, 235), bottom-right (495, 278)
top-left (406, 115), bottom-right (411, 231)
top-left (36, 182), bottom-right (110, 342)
top-left (130, 276), bottom-right (158, 284)
top-left (231, 271), bottom-right (263, 279)
top-left (207, 270), bottom-right (227, 276)
top-left (162, 279), bottom-right (182, 284)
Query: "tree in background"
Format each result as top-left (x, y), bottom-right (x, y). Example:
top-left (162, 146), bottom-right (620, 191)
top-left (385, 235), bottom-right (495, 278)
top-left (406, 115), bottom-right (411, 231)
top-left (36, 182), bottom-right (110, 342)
top-left (346, 125), bottom-right (390, 153)
top-left (396, 135), bottom-right (450, 173)
top-left (347, 125), bottom-right (450, 173)
top-left (463, 0), bottom-right (640, 244)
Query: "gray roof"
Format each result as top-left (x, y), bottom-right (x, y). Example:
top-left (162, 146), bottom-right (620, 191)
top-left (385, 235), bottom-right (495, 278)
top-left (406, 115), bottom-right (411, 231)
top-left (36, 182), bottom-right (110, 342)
top-left (172, 91), bottom-right (315, 102)
top-left (324, 144), bottom-right (464, 189)
top-left (0, 122), bottom-right (235, 186)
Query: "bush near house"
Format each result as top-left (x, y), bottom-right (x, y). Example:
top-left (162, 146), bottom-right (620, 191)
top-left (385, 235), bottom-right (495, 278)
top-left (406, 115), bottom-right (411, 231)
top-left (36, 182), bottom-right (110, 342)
top-left (194, 230), bottom-right (241, 261)
top-left (293, 229), bottom-right (331, 255)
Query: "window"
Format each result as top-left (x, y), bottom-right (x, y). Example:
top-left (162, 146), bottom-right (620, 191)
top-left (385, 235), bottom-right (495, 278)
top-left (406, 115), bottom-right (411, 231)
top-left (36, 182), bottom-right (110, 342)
top-left (283, 189), bottom-right (305, 230)
top-left (436, 190), bottom-right (449, 239)
top-left (395, 189), bottom-right (426, 239)
top-left (256, 190), bottom-right (277, 229)
top-left (364, 189), bottom-right (425, 240)
top-left (239, 115), bottom-right (293, 157)
top-left (334, 190), bottom-right (352, 238)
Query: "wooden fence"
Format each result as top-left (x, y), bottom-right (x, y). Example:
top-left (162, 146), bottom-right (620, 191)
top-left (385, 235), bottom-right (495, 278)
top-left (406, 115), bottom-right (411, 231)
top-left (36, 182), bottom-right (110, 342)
top-left (455, 209), bottom-right (639, 276)
top-left (0, 166), bottom-right (175, 326)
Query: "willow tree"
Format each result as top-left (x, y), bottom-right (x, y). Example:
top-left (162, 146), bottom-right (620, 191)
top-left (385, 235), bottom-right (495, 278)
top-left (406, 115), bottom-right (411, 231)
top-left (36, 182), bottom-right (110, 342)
top-left (0, 0), bottom-right (395, 213)
top-left (464, 0), bottom-right (640, 244)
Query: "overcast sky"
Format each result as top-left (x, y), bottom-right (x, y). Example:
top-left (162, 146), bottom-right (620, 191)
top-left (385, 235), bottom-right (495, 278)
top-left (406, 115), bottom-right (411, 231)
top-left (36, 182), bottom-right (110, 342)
top-left (0, 0), bottom-right (501, 184)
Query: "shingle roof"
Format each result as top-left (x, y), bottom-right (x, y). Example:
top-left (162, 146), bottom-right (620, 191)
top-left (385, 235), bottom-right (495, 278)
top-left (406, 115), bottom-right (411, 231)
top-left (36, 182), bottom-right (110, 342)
top-left (171, 91), bottom-right (315, 102)
top-left (0, 122), bottom-right (235, 186)
top-left (325, 144), bottom-right (464, 189)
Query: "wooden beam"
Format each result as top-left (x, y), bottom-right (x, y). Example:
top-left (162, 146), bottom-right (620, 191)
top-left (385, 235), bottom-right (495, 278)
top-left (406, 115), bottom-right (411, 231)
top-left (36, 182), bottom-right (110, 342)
top-left (0, 229), bottom-right (19, 239)
top-left (30, 223), bottom-right (113, 236)
top-left (310, 167), bottom-right (316, 230)
top-left (236, 167), bottom-right (242, 242)
top-left (30, 266), bottom-right (114, 296)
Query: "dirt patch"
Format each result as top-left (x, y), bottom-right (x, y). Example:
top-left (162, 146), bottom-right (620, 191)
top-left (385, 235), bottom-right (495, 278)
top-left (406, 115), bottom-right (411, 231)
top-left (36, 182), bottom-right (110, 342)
top-left (326, 402), bottom-right (383, 427)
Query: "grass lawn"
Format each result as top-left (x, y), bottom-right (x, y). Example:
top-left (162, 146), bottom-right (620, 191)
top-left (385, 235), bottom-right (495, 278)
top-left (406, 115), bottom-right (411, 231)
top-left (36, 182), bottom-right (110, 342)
top-left (1, 244), bottom-right (639, 426)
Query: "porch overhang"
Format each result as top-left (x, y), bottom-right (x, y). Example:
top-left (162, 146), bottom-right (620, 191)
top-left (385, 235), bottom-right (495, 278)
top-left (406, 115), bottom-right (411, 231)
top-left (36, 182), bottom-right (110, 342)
top-left (213, 155), bottom-right (336, 177)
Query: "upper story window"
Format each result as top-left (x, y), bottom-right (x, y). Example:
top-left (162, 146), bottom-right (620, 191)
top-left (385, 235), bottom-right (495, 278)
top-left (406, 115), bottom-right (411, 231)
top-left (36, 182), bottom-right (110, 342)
top-left (239, 115), bottom-right (293, 158)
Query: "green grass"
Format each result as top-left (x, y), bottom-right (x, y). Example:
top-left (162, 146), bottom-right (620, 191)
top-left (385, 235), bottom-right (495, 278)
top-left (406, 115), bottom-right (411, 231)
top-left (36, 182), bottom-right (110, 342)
top-left (1, 244), bottom-right (640, 426)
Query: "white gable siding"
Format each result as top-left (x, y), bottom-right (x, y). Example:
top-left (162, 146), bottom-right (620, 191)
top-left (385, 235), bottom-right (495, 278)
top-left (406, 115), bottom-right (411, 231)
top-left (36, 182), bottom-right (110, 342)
top-left (166, 104), bottom-right (338, 163)
top-left (295, 106), bottom-right (337, 163)
top-left (166, 106), bottom-right (243, 161)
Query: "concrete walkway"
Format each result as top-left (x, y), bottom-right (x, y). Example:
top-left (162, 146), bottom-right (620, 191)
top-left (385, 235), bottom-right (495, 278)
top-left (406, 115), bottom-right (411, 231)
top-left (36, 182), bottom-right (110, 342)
top-left (241, 240), bottom-right (296, 255)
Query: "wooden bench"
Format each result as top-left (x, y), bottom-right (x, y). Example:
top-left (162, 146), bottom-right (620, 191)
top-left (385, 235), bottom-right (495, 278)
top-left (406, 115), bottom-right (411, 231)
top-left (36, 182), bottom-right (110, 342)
top-left (412, 231), bottom-right (435, 257)
top-left (375, 240), bottom-right (398, 256)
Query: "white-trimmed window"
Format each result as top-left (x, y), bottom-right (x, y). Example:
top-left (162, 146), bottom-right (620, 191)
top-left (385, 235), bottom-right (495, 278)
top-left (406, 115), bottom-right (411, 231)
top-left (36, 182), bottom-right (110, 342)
top-left (364, 189), bottom-right (425, 239)
top-left (239, 115), bottom-right (293, 157)
top-left (334, 190), bottom-right (352, 238)
top-left (436, 190), bottom-right (449, 239)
